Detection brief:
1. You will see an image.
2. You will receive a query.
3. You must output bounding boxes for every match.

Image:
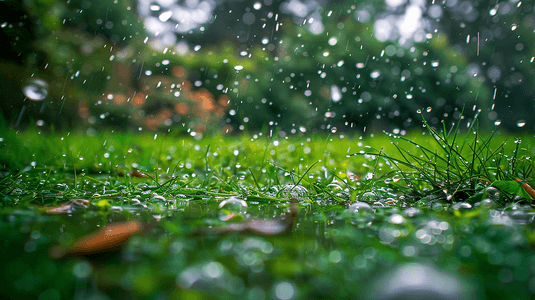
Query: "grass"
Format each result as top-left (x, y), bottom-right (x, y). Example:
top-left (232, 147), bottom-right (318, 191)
top-left (2, 114), bottom-right (535, 299)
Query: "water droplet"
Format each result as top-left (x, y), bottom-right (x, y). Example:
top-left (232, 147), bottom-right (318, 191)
top-left (218, 196), bottom-right (247, 221)
top-left (234, 65), bottom-right (244, 71)
top-left (330, 85), bottom-right (342, 102)
top-left (348, 201), bottom-right (374, 228)
top-left (359, 192), bottom-right (379, 202)
top-left (486, 186), bottom-right (500, 201)
top-left (370, 70), bottom-right (381, 79)
top-left (328, 36), bottom-right (338, 46)
top-left (159, 11), bottom-right (173, 22)
top-left (516, 120), bottom-right (526, 127)
top-left (274, 281), bottom-right (295, 300)
top-left (23, 79), bottom-right (48, 101)
top-left (511, 24), bottom-right (518, 31)
top-left (365, 263), bottom-right (476, 299)
top-left (388, 214), bottom-right (405, 224)
top-left (403, 207), bottom-right (421, 218)
top-left (451, 202), bottom-right (472, 212)
top-left (431, 60), bottom-right (439, 67)
top-left (280, 184), bottom-right (308, 200)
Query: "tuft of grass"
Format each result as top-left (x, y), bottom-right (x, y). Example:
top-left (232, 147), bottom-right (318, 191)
top-left (348, 109), bottom-right (535, 205)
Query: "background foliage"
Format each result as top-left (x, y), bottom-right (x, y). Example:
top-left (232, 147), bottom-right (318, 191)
top-left (0, 0), bottom-right (533, 135)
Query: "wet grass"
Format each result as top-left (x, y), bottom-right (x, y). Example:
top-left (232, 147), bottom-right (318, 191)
top-left (2, 117), bottom-right (535, 299)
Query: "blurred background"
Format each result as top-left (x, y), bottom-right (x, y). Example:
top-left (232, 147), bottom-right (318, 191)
top-left (1, 0), bottom-right (534, 137)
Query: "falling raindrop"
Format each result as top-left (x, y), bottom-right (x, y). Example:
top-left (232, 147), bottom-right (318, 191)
top-left (330, 85), bottom-right (342, 102)
top-left (159, 11), bottom-right (173, 22)
top-left (23, 79), bottom-right (48, 101)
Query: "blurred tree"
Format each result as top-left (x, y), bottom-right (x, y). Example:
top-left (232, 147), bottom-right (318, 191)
top-left (1, 0), bottom-right (532, 134)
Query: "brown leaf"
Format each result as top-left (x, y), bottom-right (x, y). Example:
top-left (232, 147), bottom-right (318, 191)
top-left (45, 199), bottom-right (90, 214)
top-left (131, 170), bottom-right (149, 178)
top-left (49, 220), bottom-right (143, 259)
top-left (199, 199), bottom-right (298, 236)
top-left (517, 178), bottom-right (535, 198)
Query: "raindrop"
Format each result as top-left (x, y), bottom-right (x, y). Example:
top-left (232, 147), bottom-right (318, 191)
top-left (388, 214), bottom-right (404, 224)
top-left (274, 281), bottom-right (295, 300)
top-left (330, 85), bottom-right (342, 102)
top-left (486, 187), bottom-right (500, 201)
top-left (516, 120), bottom-right (526, 128)
top-left (360, 191), bottom-right (378, 202)
top-left (280, 184), bottom-right (308, 200)
top-left (328, 36), bottom-right (338, 46)
top-left (364, 263), bottom-right (476, 300)
top-left (348, 201), bottom-right (374, 228)
top-left (218, 196), bottom-right (248, 221)
top-left (431, 60), bottom-right (439, 67)
top-left (159, 11), bottom-right (173, 22)
top-left (23, 78), bottom-right (48, 101)
top-left (234, 65), bottom-right (244, 71)
top-left (243, 12), bottom-right (256, 25)
top-left (370, 71), bottom-right (380, 79)
top-left (451, 202), bottom-right (472, 212)
top-left (511, 24), bottom-right (518, 31)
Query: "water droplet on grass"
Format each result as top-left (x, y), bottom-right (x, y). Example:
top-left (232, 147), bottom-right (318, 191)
top-left (348, 201), bottom-right (374, 228)
top-left (280, 184), bottom-right (308, 200)
top-left (451, 202), bottom-right (472, 212)
top-left (388, 214), bottom-right (405, 224)
top-left (219, 196), bottom-right (248, 221)
top-left (359, 191), bottom-right (378, 203)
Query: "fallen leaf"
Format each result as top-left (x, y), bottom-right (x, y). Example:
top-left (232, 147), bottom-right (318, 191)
top-left (131, 170), bottom-right (149, 178)
top-left (198, 199), bottom-right (298, 236)
top-left (45, 199), bottom-right (90, 214)
top-left (49, 220), bottom-right (143, 259)
top-left (517, 178), bottom-right (535, 199)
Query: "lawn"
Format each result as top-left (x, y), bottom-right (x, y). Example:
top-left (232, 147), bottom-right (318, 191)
top-left (2, 116), bottom-right (535, 299)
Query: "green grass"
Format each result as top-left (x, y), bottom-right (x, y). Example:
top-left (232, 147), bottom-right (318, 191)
top-left (2, 115), bottom-right (535, 299)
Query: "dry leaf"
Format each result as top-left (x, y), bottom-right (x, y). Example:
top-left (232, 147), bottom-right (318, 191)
top-left (517, 178), bottom-right (535, 198)
top-left (45, 199), bottom-right (90, 214)
top-left (49, 220), bottom-right (143, 259)
top-left (198, 199), bottom-right (298, 236)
